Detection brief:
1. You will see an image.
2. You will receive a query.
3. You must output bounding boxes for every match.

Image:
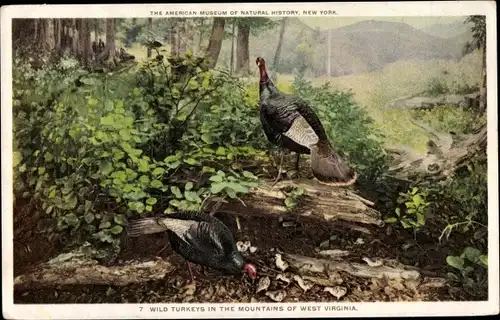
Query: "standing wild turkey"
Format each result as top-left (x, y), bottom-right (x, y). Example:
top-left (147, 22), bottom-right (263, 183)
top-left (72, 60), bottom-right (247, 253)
top-left (256, 57), bottom-right (357, 186)
top-left (127, 211), bottom-right (257, 281)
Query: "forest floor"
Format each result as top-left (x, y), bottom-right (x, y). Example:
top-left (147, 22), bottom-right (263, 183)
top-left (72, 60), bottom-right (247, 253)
top-left (13, 184), bottom-right (479, 304)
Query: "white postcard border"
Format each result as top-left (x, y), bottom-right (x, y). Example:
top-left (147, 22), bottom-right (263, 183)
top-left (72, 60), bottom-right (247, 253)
top-left (1, 2), bottom-right (498, 319)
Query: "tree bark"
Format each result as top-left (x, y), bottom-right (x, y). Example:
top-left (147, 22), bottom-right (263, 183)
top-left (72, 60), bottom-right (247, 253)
top-left (206, 18), bottom-right (225, 68)
top-left (170, 20), bottom-right (178, 56)
top-left (236, 23), bottom-right (250, 75)
top-left (94, 19), bottom-right (99, 42)
top-left (203, 178), bottom-right (383, 229)
top-left (71, 19), bottom-right (78, 56)
top-left (479, 47), bottom-right (487, 113)
top-left (14, 251), bottom-right (174, 291)
top-left (147, 17), bottom-right (153, 58)
top-left (54, 19), bottom-right (61, 53)
top-left (105, 18), bottom-right (118, 68)
top-left (230, 21), bottom-right (235, 75)
top-left (79, 19), bottom-right (91, 67)
top-left (178, 19), bottom-right (187, 55)
top-left (387, 120), bottom-right (487, 181)
top-left (273, 17), bottom-right (287, 72)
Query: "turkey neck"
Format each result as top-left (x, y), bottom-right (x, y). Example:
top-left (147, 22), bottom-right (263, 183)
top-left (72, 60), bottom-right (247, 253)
top-left (258, 64), bottom-right (278, 102)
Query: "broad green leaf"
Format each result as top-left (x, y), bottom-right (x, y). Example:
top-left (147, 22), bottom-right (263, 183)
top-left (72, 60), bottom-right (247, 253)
top-left (138, 158), bottom-right (149, 173)
top-left (226, 182), bottom-right (248, 194)
top-left (46, 205), bottom-right (54, 214)
top-left (99, 221), bottom-right (111, 229)
top-left (184, 158), bottom-right (197, 165)
top-left (64, 213), bottom-right (79, 226)
top-left (38, 167), bottom-right (46, 175)
top-left (100, 161), bottom-right (113, 176)
top-left (84, 200), bottom-right (93, 213)
top-left (446, 256), bottom-right (465, 270)
top-left (100, 115), bottom-right (114, 126)
top-left (395, 207), bottom-right (401, 217)
top-left (110, 225), bottom-right (123, 235)
top-left (185, 181), bottom-right (193, 191)
top-left (139, 175), bottom-right (150, 185)
top-left (210, 182), bottom-right (226, 194)
top-left (412, 194), bottom-right (422, 207)
top-left (209, 175), bottom-right (223, 182)
top-left (146, 205), bottom-right (153, 212)
top-left (479, 255), bottom-right (488, 266)
top-left (104, 99), bottom-right (114, 111)
top-left (48, 187), bottom-right (57, 199)
top-left (119, 129), bottom-right (130, 140)
top-left (150, 180), bottom-right (163, 189)
top-left (84, 212), bottom-right (95, 224)
top-left (176, 113), bottom-right (187, 121)
top-left (226, 188), bottom-right (237, 199)
top-left (152, 167), bottom-right (165, 177)
top-left (146, 197), bottom-right (157, 205)
top-left (216, 147), bottom-right (226, 156)
top-left (184, 191), bottom-right (200, 203)
top-left (463, 247), bottom-right (482, 264)
top-left (202, 166), bottom-right (215, 173)
top-left (201, 133), bottom-right (213, 144)
top-left (384, 217), bottom-right (398, 223)
top-left (171, 186), bottom-right (183, 199)
top-left (114, 214), bottom-right (127, 226)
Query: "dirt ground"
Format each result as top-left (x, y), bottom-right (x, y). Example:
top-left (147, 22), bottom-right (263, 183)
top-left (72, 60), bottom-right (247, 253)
top-left (13, 192), bottom-right (480, 304)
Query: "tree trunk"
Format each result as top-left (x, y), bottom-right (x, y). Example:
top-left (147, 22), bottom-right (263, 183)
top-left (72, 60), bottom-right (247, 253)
top-left (236, 23), bottom-right (250, 75)
top-left (178, 19), bottom-right (187, 55)
top-left (105, 18), bottom-right (118, 68)
top-left (273, 17), bottom-right (287, 72)
top-left (147, 17), bottom-right (152, 58)
top-left (230, 21), bottom-right (235, 75)
top-left (33, 19), bottom-right (39, 44)
top-left (205, 17), bottom-right (225, 68)
top-left (71, 19), bottom-right (78, 56)
top-left (170, 20), bottom-right (178, 56)
top-left (479, 47), bottom-right (486, 113)
top-left (79, 19), bottom-right (91, 67)
top-left (94, 19), bottom-right (99, 42)
top-left (54, 19), bottom-right (61, 53)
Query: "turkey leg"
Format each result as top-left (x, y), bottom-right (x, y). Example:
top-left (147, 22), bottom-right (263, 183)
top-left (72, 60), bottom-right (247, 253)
top-left (272, 150), bottom-right (284, 186)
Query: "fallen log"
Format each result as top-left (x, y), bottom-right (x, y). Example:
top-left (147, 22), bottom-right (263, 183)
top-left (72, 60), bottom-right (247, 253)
top-left (14, 250), bottom-right (174, 292)
top-left (387, 92), bottom-right (480, 110)
top-left (387, 120), bottom-right (486, 181)
top-left (205, 178), bottom-right (384, 229)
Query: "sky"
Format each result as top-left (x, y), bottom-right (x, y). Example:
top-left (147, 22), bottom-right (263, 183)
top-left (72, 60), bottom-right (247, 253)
top-left (299, 16), bottom-right (467, 30)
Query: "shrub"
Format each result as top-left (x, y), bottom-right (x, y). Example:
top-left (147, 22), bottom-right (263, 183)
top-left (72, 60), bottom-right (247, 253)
top-left (12, 53), bottom-right (267, 259)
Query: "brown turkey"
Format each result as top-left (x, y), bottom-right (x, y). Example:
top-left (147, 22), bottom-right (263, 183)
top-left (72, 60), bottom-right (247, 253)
top-left (256, 57), bottom-right (357, 186)
top-left (127, 211), bottom-right (257, 282)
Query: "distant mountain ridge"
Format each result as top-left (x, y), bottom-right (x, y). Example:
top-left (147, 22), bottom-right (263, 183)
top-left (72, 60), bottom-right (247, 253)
top-left (235, 18), bottom-right (471, 77)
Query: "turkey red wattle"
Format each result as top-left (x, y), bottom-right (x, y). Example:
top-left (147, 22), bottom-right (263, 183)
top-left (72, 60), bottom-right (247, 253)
top-left (244, 263), bottom-right (257, 279)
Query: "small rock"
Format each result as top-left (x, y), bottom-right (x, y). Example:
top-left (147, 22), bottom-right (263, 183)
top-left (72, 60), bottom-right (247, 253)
top-left (182, 296), bottom-right (194, 303)
top-left (276, 273), bottom-right (291, 285)
top-left (324, 286), bottom-right (347, 299)
top-left (265, 290), bottom-right (287, 302)
top-left (249, 246), bottom-right (257, 253)
top-left (256, 276), bottom-right (271, 293)
top-left (319, 239), bottom-right (330, 249)
top-left (278, 217), bottom-right (284, 223)
top-left (330, 234), bottom-right (338, 241)
top-left (21, 292), bottom-right (29, 297)
top-left (250, 297), bottom-right (259, 303)
top-left (275, 253), bottom-right (289, 271)
top-left (354, 238), bottom-right (365, 245)
top-left (293, 275), bottom-right (313, 292)
top-left (216, 284), bottom-right (227, 296)
top-left (362, 257), bottom-right (383, 267)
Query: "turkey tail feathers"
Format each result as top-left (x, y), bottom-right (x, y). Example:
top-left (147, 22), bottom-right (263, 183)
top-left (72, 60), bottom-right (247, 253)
top-left (310, 143), bottom-right (357, 187)
top-left (127, 217), bottom-right (168, 237)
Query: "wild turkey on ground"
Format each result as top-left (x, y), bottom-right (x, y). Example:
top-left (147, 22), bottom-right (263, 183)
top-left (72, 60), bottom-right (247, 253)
top-left (256, 57), bottom-right (357, 186)
top-left (127, 211), bottom-right (257, 282)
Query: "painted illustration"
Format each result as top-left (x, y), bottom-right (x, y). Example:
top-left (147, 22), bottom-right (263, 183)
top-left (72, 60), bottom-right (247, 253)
top-left (11, 15), bottom-right (488, 304)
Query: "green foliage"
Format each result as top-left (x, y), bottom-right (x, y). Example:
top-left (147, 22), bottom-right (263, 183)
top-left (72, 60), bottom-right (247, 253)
top-left (291, 76), bottom-right (388, 183)
top-left (281, 187), bottom-right (306, 210)
top-left (385, 187), bottom-right (430, 231)
top-left (12, 53), bottom-right (268, 257)
top-left (411, 106), bottom-right (485, 136)
top-left (446, 246), bottom-right (488, 297)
